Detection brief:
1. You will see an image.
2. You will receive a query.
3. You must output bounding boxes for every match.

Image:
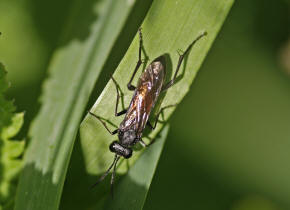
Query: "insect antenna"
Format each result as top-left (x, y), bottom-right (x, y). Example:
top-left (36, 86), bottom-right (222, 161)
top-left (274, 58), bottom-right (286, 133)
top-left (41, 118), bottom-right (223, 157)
top-left (91, 154), bottom-right (120, 189)
top-left (110, 155), bottom-right (120, 198)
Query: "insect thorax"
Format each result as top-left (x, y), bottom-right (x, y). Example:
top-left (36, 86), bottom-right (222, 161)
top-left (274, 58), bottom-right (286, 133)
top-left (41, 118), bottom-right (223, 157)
top-left (118, 129), bottom-right (137, 146)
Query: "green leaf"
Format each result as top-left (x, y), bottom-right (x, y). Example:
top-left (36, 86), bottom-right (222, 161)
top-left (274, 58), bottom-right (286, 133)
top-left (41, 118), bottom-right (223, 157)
top-left (80, 0), bottom-right (234, 208)
top-left (0, 63), bottom-right (25, 210)
top-left (14, 0), bottom-right (138, 210)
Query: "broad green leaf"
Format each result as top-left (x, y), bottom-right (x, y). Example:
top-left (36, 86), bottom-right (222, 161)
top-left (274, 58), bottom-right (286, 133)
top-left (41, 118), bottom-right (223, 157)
top-left (14, 0), bottom-right (138, 209)
top-left (0, 63), bottom-right (24, 210)
top-left (80, 0), bottom-right (234, 208)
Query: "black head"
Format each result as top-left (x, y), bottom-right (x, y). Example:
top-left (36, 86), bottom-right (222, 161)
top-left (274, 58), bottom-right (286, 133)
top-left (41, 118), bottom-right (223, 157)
top-left (109, 141), bottom-right (132, 159)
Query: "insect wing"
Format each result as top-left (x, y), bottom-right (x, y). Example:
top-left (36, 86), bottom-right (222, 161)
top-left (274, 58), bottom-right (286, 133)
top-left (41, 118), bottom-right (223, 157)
top-left (120, 57), bottom-right (166, 136)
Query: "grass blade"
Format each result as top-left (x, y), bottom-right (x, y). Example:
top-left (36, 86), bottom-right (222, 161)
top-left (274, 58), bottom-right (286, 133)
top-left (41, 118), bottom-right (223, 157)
top-left (14, 0), bottom-right (137, 209)
top-left (80, 0), bottom-right (234, 208)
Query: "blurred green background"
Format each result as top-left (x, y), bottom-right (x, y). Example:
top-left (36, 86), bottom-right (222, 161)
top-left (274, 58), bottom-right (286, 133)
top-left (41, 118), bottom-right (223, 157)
top-left (1, 0), bottom-right (290, 209)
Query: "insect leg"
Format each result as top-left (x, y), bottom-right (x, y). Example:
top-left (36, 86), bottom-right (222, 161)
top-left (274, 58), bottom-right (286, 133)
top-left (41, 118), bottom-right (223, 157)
top-left (138, 138), bottom-right (148, 147)
top-left (142, 105), bottom-right (176, 147)
top-left (127, 28), bottom-right (143, 91)
top-left (111, 75), bottom-right (127, 116)
top-left (146, 121), bottom-right (154, 130)
top-left (88, 111), bottom-right (118, 135)
top-left (161, 31), bottom-right (207, 91)
top-left (147, 104), bottom-right (177, 130)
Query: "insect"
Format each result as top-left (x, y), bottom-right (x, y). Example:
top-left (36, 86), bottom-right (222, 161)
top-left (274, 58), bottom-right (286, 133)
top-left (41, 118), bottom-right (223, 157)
top-left (89, 28), bottom-right (207, 193)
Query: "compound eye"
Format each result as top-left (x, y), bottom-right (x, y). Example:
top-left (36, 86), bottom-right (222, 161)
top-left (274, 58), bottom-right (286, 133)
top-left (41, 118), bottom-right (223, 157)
top-left (124, 148), bottom-right (132, 159)
top-left (109, 141), bottom-right (119, 153)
